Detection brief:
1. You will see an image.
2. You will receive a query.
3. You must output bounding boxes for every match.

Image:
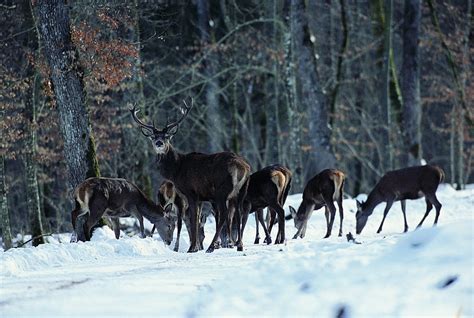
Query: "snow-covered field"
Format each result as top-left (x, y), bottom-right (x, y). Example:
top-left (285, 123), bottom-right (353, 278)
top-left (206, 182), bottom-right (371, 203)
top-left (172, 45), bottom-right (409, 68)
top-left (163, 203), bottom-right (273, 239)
top-left (1, 184), bottom-right (473, 317)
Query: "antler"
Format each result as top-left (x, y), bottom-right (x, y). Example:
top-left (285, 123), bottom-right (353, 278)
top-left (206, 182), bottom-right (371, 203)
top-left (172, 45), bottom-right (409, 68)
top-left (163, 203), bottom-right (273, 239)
top-left (164, 98), bottom-right (194, 134)
top-left (129, 104), bottom-right (156, 137)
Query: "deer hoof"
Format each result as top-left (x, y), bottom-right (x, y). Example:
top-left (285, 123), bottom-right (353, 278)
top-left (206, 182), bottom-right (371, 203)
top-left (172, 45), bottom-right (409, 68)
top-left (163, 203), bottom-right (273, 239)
top-left (206, 246), bottom-right (215, 253)
top-left (187, 247), bottom-right (199, 253)
top-left (237, 245), bottom-right (243, 252)
top-left (264, 237), bottom-right (272, 245)
top-left (254, 238), bottom-right (260, 244)
top-left (323, 234), bottom-right (330, 239)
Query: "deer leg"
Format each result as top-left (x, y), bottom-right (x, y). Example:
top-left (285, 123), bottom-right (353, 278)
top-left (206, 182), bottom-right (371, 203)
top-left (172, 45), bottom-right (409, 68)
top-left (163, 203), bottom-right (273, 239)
top-left (186, 198), bottom-right (199, 253)
top-left (110, 218), bottom-right (120, 239)
top-left (258, 209), bottom-right (272, 244)
top-left (197, 203), bottom-right (205, 250)
top-left (84, 196), bottom-right (107, 241)
top-left (254, 211), bottom-right (260, 244)
top-left (417, 198), bottom-right (433, 228)
top-left (337, 196), bottom-right (344, 237)
top-left (427, 193), bottom-right (442, 226)
top-left (270, 203), bottom-right (286, 244)
top-left (267, 208), bottom-right (277, 236)
top-left (137, 216), bottom-right (145, 238)
top-left (210, 202), bottom-right (222, 249)
top-left (324, 207), bottom-right (330, 229)
top-left (400, 200), bottom-right (409, 232)
top-left (207, 199), bottom-right (228, 253)
top-left (323, 200), bottom-right (337, 238)
top-left (174, 209), bottom-right (183, 252)
top-left (377, 199), bottom-right (394, 234)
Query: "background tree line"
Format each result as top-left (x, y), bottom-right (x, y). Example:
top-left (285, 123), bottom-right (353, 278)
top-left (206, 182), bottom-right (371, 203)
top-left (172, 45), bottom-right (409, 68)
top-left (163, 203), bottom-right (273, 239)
top-left (1, 0), bottom-right (472, 249)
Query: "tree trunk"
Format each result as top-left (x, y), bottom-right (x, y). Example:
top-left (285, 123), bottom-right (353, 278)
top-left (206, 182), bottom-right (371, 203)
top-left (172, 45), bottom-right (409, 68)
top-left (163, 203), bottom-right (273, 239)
top-left (197, 0), bottom-right (223, 152)
top-left (0, 156), bottom-right (13, 250)
top-left (32, 0), bottom-right (100, 195)
top-left (24, 71), bottom-right (45, 246)
top-left (290, 0), bottom-right (336, 177)
top-left (264, 1), bottom-right (281, 164)
top-left (401, 0), bottom-right (422, 167)
top-left (382, 0), bottom-right (393, 171)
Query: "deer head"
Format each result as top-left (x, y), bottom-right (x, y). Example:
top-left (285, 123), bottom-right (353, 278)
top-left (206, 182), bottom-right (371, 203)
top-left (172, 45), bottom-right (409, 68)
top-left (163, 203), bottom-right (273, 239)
top-left (130, 100), bottom-right (193, 155)
top-left (355, 200), bottom-right (370, 234)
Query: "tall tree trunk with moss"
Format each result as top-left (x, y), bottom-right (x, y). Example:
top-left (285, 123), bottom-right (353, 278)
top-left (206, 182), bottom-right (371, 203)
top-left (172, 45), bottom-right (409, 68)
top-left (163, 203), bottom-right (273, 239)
top-left (32, 0), bottom-right (100, 238)
top-left (32, 0), bottom-right (100, 194)
top-left (290, 0), bottom-right (336, 178)
top-left (401, 0), bottom-right (422, 167)
top-left (0, 156), bottom-right (13, 250)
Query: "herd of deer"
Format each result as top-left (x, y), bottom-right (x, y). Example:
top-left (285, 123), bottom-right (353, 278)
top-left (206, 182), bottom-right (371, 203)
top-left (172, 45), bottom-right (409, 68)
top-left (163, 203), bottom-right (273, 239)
top-left (70, 101), bottom-right (445, 253)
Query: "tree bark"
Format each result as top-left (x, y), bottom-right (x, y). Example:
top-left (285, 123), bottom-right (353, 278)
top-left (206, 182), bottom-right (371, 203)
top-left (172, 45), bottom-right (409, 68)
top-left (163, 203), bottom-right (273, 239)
top-left (382, 0), bottom-right (393, 171)
top-left (197, 0), bottom-right (223, 152)
top-left (0, 156), bottom-right (13, 250)
top-left (290, 0), bottom-right (336, 177)
top-left (32, 0), bottom-right (100, 194)
top-left (401, 0), bottom-right (422, 167)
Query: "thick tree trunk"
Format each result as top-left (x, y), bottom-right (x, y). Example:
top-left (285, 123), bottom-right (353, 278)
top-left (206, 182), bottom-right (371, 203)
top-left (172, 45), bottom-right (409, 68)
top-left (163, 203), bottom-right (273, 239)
top-left (401, 0), bottom-right (422, 167)
top-left (290, 0), bottom-right (336, 177)
top-left (32, 0), bottom-right (100, 194)
top-left (197, 0), bottom-right (223, 153)
top-left (0, 156), bottom-right (13, 250)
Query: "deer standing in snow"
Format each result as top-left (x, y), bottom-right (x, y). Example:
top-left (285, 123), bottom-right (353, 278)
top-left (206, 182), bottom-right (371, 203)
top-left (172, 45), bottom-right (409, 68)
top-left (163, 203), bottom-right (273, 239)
top-left (288, 169), bottom-right (345, 239)
top-left (70, 177), bottom-right (175, 244)
top-left (355, 165), bottom-right (444, 234)
top-left (130, 100), bottom-right (251, 253)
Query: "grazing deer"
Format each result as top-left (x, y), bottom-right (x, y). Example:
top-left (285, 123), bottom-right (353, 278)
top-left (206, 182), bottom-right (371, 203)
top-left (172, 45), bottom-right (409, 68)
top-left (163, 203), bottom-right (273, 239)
top-left (355, 165), bottom-right (444, 234)
top-left (288, 169), bottom-right (345, 239)
top-left (242, 164), bottom-right (292, 245)
top-left (130, 100), bottom-right (251, 253)
top-left (70, 177), bottom-right (176, 244)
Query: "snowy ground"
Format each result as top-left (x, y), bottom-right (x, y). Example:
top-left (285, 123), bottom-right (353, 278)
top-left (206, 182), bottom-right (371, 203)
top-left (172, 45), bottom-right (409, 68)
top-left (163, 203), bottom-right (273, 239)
top-left (1, 184), bottom-right (473, 317)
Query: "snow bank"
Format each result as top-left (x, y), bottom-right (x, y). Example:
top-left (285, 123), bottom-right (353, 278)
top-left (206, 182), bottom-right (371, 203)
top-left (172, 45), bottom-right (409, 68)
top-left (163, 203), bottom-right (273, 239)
top-left (1, 227), bottom-right (172, 277)
top-left (190, 221), bottom-right (473, 317)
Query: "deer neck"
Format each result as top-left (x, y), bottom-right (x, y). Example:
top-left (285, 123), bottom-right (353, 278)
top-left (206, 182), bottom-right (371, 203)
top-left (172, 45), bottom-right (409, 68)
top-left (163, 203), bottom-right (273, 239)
top-left (137, 195), bottom-right (163, 223)
top-left (363, 190), bottom-right (383, 215)
top-left (157, 144), bottom-right (182, 181)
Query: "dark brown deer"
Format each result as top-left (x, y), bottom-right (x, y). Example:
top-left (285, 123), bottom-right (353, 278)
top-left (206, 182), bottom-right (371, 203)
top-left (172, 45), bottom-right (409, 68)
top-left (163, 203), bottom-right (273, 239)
top-left (70, 177), bottom-right (176, 244)
top-left (130, 101), bottom-right (251, 253)
top-left (355, 165), bottom-right (444, 234)
top-left (242, 164), bottom-right (292, 245)
top-left (288, 169), bottom-right (345, 239)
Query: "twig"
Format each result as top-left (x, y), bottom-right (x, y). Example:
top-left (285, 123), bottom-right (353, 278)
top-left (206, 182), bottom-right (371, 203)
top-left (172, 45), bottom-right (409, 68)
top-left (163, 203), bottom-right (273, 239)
top-left (16, 233), bottom-right (52, 248)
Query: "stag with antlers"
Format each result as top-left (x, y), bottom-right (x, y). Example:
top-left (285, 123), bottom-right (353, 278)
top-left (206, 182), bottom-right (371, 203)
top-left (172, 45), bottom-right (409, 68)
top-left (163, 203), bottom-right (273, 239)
top-left (130, 100), bottom-right (251, 253)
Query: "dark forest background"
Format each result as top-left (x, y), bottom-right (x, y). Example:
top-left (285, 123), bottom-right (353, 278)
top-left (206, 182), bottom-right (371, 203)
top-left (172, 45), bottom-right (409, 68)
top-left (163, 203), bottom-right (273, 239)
top-left (1, 0), bottom-right (472, 248)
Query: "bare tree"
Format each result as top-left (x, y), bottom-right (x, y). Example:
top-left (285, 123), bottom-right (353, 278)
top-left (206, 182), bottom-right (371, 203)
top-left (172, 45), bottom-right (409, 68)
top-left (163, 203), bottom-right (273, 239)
top-left (0, 156), bottom-right (13, 250)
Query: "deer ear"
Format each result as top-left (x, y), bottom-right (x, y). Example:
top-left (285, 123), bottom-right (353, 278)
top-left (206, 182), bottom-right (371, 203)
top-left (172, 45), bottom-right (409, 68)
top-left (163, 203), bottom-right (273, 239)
top-left (289, 206), bottom-right (297, 218)
top-left (167, 125), bottom-right (178, 136)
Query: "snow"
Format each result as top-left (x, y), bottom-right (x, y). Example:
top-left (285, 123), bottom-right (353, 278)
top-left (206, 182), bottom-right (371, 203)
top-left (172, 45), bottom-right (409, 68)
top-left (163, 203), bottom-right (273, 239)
top-left (1, 184), bottom-right (473, 317)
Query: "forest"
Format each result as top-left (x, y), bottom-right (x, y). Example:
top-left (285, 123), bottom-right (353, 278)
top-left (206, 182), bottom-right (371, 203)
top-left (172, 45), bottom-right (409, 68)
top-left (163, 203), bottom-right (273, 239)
top-left (1, 0), bottom-right (472, 249)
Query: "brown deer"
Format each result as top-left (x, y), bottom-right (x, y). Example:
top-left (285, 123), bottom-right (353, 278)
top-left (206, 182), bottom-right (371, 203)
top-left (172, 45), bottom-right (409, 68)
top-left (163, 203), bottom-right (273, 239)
top-left (130, 100), bottom-right (251, 253)
top-left (70, 177), bottom-right (176, 244)
top-left (242, 164), bottom-right (292, 245)
top-left (288, 169), bottom-right (345, 239)
top-left (355, 165), bottom-right (444, 234)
